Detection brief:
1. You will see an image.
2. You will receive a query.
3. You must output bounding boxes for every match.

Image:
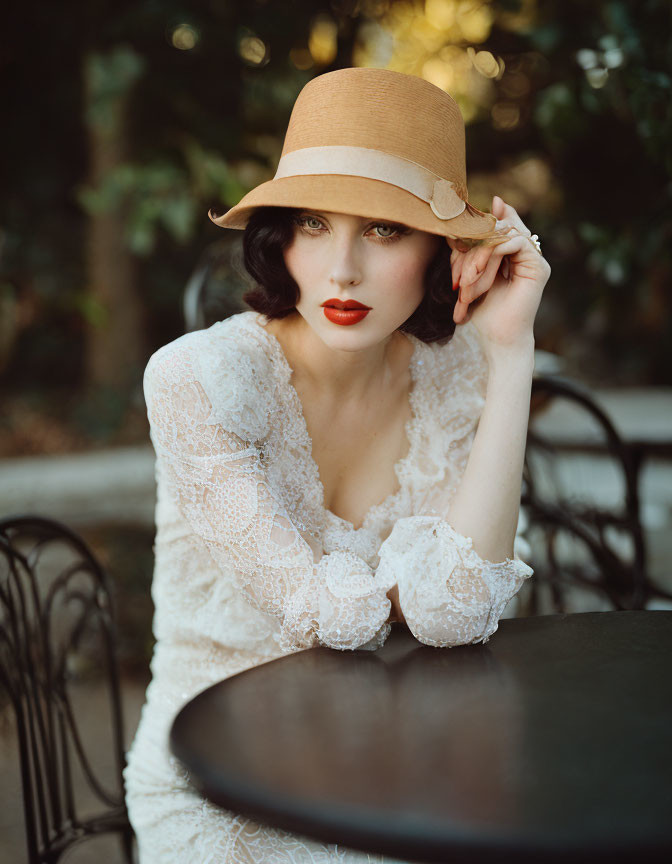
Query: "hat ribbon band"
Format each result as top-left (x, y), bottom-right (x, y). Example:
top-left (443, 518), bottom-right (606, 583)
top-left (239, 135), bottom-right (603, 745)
top-left (273, 145), bottom-right (466, 220)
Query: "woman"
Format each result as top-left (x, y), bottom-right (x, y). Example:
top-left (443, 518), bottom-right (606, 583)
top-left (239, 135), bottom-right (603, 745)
top-left (124, 67), bottom-right (550, 862)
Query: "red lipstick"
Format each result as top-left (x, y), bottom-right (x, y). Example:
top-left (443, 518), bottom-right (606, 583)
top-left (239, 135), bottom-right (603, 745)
top-left (321, 298), bottom-right (371, 326)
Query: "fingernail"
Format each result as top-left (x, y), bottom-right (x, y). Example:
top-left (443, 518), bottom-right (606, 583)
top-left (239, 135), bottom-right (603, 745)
top-left (452, 280), bottom-right (458, 291)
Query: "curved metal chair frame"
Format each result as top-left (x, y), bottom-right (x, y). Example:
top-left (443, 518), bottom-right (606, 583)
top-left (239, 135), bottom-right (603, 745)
top-left (183, 236), bottom-right (251, 333)
top-left (0, 515), bottom-right (133, 863)
top-left (522, 375), bottom-right (672, 614)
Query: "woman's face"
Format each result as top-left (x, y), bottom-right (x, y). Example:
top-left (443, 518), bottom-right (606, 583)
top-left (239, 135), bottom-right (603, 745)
top-left (283, 208), bottom-right (442, 350)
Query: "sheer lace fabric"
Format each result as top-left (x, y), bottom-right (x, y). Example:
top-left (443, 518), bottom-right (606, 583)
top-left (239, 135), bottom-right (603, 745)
top-left (124, 310), bottom-right (533, 863)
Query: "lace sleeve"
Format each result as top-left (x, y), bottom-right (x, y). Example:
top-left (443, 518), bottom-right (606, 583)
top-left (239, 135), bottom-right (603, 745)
top-left (375, 514), bottom-right (533, 648)
top-left (374, 321), bottom-right (533, 649)
top-left (143, 341), bottom-right (394, 654)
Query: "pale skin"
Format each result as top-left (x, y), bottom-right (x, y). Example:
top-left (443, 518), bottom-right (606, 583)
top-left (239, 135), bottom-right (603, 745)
top-left (265, 196), bottom-right (551, 628)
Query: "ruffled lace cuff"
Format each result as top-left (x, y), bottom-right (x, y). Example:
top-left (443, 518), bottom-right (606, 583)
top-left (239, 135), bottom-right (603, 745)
top-left (376, 515), bottom-right (533, 648)
top-left (279, 550), bottom-right (395, 653)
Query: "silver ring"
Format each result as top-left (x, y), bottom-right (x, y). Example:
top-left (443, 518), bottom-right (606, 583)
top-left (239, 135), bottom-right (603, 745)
top-left (529, 233), bottom-right (542, 255)
top-left (496, 221), bottom-right (542, 256)
top-left (515, 226), bottom-right (543, 256)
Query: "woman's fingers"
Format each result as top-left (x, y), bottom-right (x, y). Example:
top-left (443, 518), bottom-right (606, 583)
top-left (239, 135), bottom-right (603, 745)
top-left (494, 197), bottom-right (530, 236)
top-left (455, 248), bottom-right (499, 319)
top-left (460, 242), bottom-right (500, 289)
top-left (455, 284), bottom-right (484, 322)
top-left (457, 234), bottom-right (543, 325)
top-left (453, 236), bottom-right (524, 323)
top-left (450, 196), bottom-right (539, 324)
top-left (454, 286), bottom-right (487, 324)
top-left (449, 243), bottom-right (467, 289)
top-left (447, 237), bottom-right (472, 288)
top-left (451, 253), bottom-right (464, 289)
top-left (450, 241), bottom-right (494, 295)
top-left (461, 245), bottom-right (510, 300)
top-left (450, 245), bottom-right (493, 318)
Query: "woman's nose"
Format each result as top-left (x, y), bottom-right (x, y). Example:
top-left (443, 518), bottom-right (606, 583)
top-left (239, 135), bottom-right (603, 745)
top-left (328, 234), bottom-right (362, 287)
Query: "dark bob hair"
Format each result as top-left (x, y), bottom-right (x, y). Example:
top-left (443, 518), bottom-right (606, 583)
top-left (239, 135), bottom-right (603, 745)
top-left (239, 206), bottom-right (458, 345)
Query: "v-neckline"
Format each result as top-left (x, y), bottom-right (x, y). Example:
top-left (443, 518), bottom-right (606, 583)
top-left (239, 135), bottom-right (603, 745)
top-left (249, 311), bottom-right (423, 533)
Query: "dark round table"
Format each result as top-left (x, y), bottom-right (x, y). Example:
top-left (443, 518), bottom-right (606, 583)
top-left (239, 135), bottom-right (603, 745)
top-left (170, 611), bottom-right (672, 863)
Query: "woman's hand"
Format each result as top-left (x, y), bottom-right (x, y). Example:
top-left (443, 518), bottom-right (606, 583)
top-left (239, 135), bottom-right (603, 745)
top-left (448, 195), bottom-right (551, 360)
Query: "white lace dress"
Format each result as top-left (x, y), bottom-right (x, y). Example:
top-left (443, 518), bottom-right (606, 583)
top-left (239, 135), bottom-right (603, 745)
top-left (123, 310), bottom-right (534, 863)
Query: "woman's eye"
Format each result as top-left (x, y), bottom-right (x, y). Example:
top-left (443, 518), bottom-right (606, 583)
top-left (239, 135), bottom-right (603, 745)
top-left (371, 223), bottom-right (406, 243)
top-left (296, 215), bottom-right (324, 230)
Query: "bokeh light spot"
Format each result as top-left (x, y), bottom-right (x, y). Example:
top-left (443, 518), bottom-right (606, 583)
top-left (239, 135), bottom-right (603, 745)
top-left (289, 47), bottom-right (314, 71)
top-left (239, 35), bottom-right (269, 67)
top-left (586, 67), bottom-right (609, 88)
top-left (422, 57), bottom-right (455, 90)
top-left (576, 48), bottom-right (599, 70)
top-left (501, 71), bottom-right (530, 99)
top-left (171, 24), bottom-right (199, 51)
top-left (491, 100), bottom-right (521, 131)
top-left (425, 0), bottom-right (456, 30)
top-left (309, 14), bottom-right (338, 66)
top-left (469, 48), bottom-right (500, 78)
top-left (456, 1), bottom-right (494, 43)
top-left (603, 47), bottom-right (624, 69)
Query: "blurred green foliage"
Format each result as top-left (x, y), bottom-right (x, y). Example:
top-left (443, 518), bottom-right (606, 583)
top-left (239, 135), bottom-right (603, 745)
top-left (529, 0), bottom-right (671, 382)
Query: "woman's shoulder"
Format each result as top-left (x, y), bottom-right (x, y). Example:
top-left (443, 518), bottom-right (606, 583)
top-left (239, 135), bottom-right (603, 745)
top-left (145, 310), bottom-right (262, 364)
top-left (143, 311), bottom-right (277, 439)
top-left (144, 311), bottom-right (272, 380)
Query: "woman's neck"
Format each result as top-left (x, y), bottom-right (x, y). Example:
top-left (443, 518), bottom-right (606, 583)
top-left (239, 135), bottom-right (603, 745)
top-left (265, 310), bottom-right (411, 405)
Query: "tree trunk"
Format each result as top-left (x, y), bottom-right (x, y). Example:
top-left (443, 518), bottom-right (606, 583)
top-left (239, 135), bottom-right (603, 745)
top-left (82, 48), bottom-right (144, 393)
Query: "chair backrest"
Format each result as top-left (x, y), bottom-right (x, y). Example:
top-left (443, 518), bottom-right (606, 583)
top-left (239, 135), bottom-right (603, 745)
top-left (0, 515), bottom-right (134, 863)
top-left (522, 375), bottom-right (672, 614)
top-left (183, 235), bottom-right (252, 333)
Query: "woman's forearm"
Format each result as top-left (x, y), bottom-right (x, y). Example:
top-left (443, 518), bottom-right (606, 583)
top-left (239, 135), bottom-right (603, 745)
top-left (445, 339), bottom-right (535, 562)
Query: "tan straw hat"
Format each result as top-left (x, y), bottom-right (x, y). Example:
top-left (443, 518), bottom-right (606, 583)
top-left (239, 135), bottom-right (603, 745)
top-left (209, 66), bottom-right (505, 243)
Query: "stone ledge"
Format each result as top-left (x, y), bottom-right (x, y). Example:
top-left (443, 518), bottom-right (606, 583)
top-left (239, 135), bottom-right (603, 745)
top-left (0, 445), bottom-right (157, 527)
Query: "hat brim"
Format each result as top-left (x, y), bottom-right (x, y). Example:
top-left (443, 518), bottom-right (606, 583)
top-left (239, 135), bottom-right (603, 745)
top-left (209, 174), bottom-right (497, 239)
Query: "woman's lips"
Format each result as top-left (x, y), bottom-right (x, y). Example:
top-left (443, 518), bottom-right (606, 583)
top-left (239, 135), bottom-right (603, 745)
top-left (323, 307), bottom-right (370, 325)
top-left (322, 299), bottom-right (371, 310)
top-left (321, 298), bottom-right (371, 325)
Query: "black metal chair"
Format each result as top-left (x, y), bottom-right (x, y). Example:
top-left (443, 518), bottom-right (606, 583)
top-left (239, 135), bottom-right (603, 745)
top-left (521, 375), bottom-right (672, 614)
top-left (0, 515), bottom-right (134, 863)
top-left (183, 234), bottom-right (252, 333)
